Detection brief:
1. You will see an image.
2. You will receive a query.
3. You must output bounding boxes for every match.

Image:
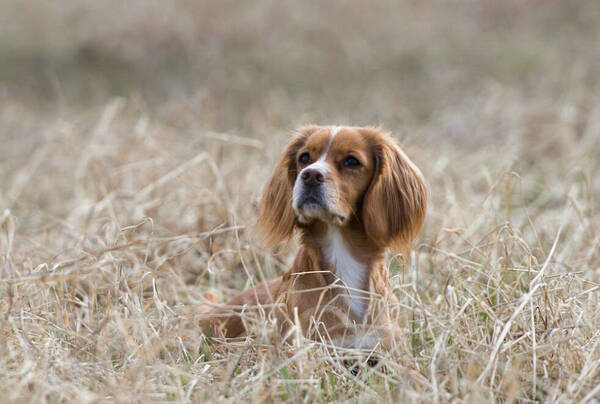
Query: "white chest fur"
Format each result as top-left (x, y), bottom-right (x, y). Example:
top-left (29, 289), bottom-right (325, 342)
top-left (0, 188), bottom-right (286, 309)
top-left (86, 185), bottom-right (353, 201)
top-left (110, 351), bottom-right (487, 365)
top-left (323, 228), bottom-right (369, 321)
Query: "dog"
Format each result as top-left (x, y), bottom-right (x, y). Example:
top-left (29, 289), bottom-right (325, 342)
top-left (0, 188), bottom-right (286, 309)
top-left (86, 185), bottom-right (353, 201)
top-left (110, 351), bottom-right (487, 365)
top-left (199, 125), bottom-right (426, 349)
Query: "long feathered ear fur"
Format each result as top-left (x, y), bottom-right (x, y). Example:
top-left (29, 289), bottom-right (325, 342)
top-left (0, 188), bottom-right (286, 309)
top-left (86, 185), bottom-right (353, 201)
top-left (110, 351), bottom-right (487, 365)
top-left (256, 128), bottom-right (314, 247)
top-left (361, 129), bottom-right (427, 254)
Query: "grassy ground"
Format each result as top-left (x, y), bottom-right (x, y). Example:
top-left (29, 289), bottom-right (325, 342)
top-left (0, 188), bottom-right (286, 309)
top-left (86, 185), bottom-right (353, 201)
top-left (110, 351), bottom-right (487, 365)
top-left (1, 0), bottom-right (600, 401)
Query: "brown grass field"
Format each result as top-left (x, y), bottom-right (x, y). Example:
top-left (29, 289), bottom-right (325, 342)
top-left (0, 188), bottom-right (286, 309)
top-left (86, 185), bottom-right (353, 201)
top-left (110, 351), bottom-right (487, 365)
top-left (1, 0), bottom-right (600, 402)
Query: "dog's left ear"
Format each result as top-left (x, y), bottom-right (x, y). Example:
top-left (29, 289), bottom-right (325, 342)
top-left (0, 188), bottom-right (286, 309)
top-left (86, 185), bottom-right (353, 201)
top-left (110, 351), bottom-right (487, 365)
top-left (361, 130), bottom-right (427, 254)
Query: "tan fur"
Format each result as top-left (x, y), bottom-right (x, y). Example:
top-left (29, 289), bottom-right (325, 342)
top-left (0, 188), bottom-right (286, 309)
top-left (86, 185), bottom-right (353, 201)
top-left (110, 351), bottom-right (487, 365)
top-left (199, 126), bottom-right (427, 348)
top-left (255, 131), bottom-right (308, 248)
top-left (361, 128), bottom-right (428, 254)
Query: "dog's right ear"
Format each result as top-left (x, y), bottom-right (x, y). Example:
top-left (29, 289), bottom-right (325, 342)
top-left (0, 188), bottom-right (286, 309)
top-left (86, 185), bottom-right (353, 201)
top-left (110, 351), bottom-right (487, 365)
top-left (256, 128), bottom-right (314, 247)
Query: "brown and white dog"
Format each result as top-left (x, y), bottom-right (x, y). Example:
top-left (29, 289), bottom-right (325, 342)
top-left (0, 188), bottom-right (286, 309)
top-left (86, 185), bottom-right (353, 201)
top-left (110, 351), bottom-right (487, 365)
top-left (199, 125), bottom-right (426, 349)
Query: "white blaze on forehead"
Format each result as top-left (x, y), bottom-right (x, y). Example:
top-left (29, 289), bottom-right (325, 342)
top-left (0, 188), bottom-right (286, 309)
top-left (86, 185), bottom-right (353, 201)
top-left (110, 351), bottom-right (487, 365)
top-left (314, 125), bottom-right (341, 164)
top-left (330, 125), bottom-right (341, 137)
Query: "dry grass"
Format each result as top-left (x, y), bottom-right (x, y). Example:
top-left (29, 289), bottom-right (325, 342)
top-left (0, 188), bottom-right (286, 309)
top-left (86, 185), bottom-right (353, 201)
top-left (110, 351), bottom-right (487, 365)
top-left (2, 0), bottom-right (600, 402)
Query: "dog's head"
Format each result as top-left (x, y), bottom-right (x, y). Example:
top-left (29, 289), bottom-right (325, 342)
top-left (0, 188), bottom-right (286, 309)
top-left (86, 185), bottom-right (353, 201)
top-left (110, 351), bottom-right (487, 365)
top-left (257, 126), bottom-right (427, 252)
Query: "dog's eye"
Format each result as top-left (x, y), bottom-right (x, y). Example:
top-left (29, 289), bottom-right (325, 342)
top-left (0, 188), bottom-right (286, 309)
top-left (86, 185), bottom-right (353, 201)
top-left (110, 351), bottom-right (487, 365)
top-left (299, 153), bottom-right (310, 164)
top-left (343, 156), bottom-right (360, 168)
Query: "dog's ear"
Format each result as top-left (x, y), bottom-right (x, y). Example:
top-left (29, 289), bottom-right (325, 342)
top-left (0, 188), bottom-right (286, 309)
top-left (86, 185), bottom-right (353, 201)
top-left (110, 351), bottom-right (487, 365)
top-left (361, 130), bottom-right (427, 254)
top-left (256, 129), bottom-right (313, 247)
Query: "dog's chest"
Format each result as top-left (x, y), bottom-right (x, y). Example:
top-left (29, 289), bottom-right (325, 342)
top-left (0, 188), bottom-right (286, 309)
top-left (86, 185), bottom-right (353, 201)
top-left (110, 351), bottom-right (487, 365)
top-left (323, 229), bottom-right (369, 320)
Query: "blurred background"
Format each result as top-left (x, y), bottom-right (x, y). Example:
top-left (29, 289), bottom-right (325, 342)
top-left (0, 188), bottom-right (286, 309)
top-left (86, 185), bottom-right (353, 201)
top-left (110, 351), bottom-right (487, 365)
top-left (3, 0), bottom-right (598, 128)
top-left (1, 1), bottom-right (600, 400)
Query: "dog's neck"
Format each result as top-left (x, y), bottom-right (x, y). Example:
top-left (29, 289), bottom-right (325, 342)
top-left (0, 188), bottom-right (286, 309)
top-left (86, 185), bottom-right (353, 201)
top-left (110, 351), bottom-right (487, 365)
top-left (298, 219), bottom-right (385, 320)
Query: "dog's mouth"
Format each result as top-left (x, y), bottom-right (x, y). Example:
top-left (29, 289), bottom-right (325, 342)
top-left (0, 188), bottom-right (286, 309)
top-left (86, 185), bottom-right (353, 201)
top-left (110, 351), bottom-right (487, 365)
top-left (299, 195), bottom-right (322, 207)
top-left (295, 193), bottom-right (347, 225)
top-left (296, 188), bottom-right (326, 209)
top-left (296, 196), bottom-right (327, 220)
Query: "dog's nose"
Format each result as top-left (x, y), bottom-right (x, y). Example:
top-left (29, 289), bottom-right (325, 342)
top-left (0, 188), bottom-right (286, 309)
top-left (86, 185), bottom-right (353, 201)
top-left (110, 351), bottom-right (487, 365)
top-left (301, 168), bottom-right (324, 185)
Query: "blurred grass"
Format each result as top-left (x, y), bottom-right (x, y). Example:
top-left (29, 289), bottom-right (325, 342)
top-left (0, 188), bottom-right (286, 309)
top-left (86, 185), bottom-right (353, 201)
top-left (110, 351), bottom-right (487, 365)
top-left (2, 0), bottom-right (599, 126)
top-left (1, 0), bottom-right (600, 402)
